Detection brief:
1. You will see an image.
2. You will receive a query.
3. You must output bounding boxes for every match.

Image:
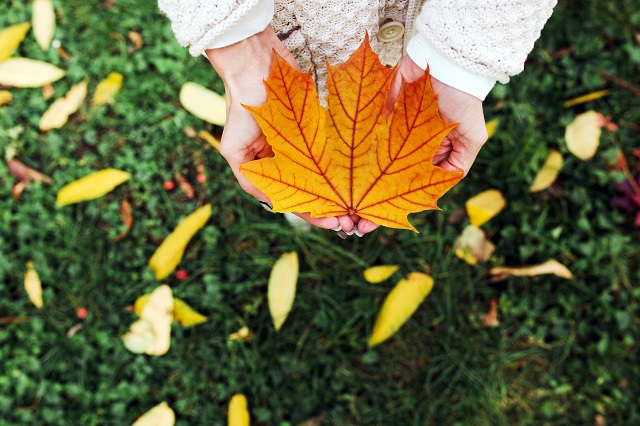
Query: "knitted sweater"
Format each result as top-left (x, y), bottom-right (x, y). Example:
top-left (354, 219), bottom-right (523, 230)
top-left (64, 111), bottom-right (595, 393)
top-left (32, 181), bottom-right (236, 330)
top-left (158, 0), bottom-right (556, 100)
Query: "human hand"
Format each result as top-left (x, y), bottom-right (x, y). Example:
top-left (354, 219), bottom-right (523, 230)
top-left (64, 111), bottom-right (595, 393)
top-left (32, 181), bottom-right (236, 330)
top-left (206, 26), bottom-right (356, 234)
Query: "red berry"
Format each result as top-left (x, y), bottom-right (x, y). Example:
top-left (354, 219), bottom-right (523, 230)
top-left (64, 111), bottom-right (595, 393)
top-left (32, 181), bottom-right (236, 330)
top-left (176, 269), bottom-right (188, 281)
top-left (76, 307), bottom-right (89, 319)
top-left (163, 180), bottom-right (175, 191)
top-left (196, 173), bottom-right (207, 183)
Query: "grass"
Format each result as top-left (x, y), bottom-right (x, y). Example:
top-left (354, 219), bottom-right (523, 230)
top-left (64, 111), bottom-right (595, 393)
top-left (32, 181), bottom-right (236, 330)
top-left (1, 0), bottom-right (639, 424)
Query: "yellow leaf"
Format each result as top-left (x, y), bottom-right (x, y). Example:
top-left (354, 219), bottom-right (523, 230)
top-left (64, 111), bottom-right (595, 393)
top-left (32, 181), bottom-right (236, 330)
top-left (0, 22), bottom-right (30, 62)
top-left (369, 272), bottom-right (434, 347)
top-left (198, 129), bottom-right (221, 151)
top-left (465, 189), bottom-right (506, 227)
top-left (131, 285), bottom-right (175, 356)
top-left (529, 150), bottom-right (563, 192)
top-left (565, 110), bottom-right (601, 160)
top-left (485, 118), bottom-right (499, 139)
top-left (228, 394), bottom-right (250, 426)
top-left (268, 252), bottom-right (299, 331)
top-left (148, 204), bottom-right (212, 280)
top-left (179, 82), bottom-right (226, 125)
top-left (133, 293), bottom-right (151, 316)
top-left (56, 168), bottom-right (130, 206)
top-left (122, 318), bottom-right (155, 353)
top-left (563, 90), bottom-right (609, 108)
top-left (24, 261), bottom-right (43, 308)
top-left (454, 225), bottom-right (495, 266)
top-left (173, 299), bottom-right (207, 327)
top-left (132, 402), bottom-right (175, 426)
top-left (93, 72), bottom-right (123, 106)
top-left (228, 326), bottom-right (253, 342)
top-left (32, 0), bottom-right (55, 51)
top-left (489, 259), bottom-right (573, 282)
top-left (0, 58), bottom-right (65, 87)
top-left (363, 265), bottom-right (399, 284)
top-left (39, 79), bottom-right (88, 131)
top-left (0, 90), bottom-right (12, 106)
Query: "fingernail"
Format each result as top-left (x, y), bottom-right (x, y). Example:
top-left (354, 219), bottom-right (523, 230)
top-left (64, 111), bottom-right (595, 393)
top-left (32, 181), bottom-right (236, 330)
top-left (336, 230), bottom-right (348, 239)
top-left (345, 229), bottom-right (355, 236)
top-left (259, 201), bottom-right (273, 212)
top-left (332, 225), bottom-right (342, 232)
top-left (355, 228), bottom-right (363, 237)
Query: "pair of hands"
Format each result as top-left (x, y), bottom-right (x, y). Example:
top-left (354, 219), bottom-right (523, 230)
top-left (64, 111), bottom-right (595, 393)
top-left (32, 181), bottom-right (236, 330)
top-left (206, 26), bottom-right (488, 237)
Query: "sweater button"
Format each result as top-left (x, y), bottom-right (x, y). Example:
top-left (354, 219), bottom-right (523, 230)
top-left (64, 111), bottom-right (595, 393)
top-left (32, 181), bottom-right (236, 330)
top-left (378, 22), bottom-right (405, 42)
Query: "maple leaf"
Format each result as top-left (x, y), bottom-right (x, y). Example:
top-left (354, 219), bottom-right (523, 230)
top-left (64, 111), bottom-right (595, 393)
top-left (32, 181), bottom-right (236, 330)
top-left (239, 35), bottom-right (463, 231)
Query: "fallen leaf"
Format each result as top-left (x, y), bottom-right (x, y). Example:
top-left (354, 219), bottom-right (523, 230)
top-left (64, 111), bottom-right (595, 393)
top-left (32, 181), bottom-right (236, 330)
top-left (39, 79), bottom-right (88, 131)
top-left (12, 180), bottom-right (29, 199)
top-left (228, 326), bottom-right (253, 342)
top-left (268, 251), bottom-right (299, 331)
top-left (482, 298), bottom-right (499, 327)
top-left (485, 118), bottom-right (499, 139)
top-left (127, 31), bottom-right (143, 53)
top-left (32, 0), bottom-right (55, 51)
top-left (198, 129), bottom-right (221, 151)
top-left (239, 35), bottom-right (463, 231)
top-left (42, 84), bottom-right (54, 99)
top-left (0, 317), bottom-right (30, 324)
top-left (24, 261), bottom-right (43, 308)
top-left (148, 204), bottom-right (212, 280)
top-left (6, 158), bottom-right (53, 183)
top-left (565, 111), bottom-right (601, 160)
top-left (179, 81), bottom-right (226, 125)
top-left (123, 285), bottom-right (174, 356)
top-left (530, 150), bottom-right (563, 192)
top-left (489, 259), bottom-right (573, 282)
top-left (0, 22), bottom-right (30, 62)
top-left (454, 224), bottom-right (495, 266)
top-left (66, 323), bottom-right (83, 338)
top-left (173, 299), bottom-right (207, 327)
top-left (122, 319), bottom-right (155, 353)
top-left (132, 402), bottom-right (175, 426)
top-left (56, 168), bottom-right (131, 206)
top-left (93, 72), bottom-right (123, 106)
top-left (112, 199), bottom-right (134, 242)
top-left (465, 189), bottom-right (506, 227)
top-left (0, 90), bottom-right (12, 106)
top-left (0, 58), bottom-right (65, 87)
top-left (563, 90), bottom-right (609, 108)
top-left (174, 172), bottom-right (195, 199)
top-left (363, 265), bottom-right (399, 284)
top-left (228, 394), bottom-right (250, 426)
top-left (369, 272), bottom-right (434, 346)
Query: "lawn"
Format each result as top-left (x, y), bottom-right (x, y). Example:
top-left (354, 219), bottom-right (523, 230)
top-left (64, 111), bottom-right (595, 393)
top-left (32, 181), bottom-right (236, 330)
top-left (1, 0), bottom-right (639, 425)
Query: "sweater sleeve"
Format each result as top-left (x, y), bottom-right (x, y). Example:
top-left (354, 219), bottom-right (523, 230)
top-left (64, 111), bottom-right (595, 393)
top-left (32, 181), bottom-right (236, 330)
top-left (158, 0), bottom-right (274, 56)
top-left (407, 0), bottom-right (557, 100)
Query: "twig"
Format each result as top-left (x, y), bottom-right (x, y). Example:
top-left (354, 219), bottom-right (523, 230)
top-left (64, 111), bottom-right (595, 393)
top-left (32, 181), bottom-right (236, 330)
top-left (599, 71), bottom-right (640, 97)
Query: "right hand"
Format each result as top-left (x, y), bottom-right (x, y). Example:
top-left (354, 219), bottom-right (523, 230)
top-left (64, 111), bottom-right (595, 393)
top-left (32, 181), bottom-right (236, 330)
top-left (206, 26), bottom-right (356, 233)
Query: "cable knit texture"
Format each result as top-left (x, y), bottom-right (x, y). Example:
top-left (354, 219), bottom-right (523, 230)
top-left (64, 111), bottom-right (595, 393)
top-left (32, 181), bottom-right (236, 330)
top-left (159, 0), bottom-right (556, 92)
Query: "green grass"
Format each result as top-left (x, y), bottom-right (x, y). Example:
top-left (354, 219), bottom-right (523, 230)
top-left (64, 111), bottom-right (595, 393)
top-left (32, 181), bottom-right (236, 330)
top-left (1, 0), bottom-right (639, 424)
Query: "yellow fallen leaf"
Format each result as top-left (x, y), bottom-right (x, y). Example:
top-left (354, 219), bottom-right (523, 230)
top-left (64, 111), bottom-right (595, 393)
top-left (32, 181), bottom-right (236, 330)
top-left (454, 224), bottom-right (495, 266)
top-left (56, 168), bottom-right (130, 206)
top-left (0, 90), bottom-right (12, 106)
top-left (32, 0), bottom-right (55, 51)
top-left (122, 318), bottom-right (155, 353)
top-left (465, 189), bottom-right (506, 227)
top-left (369, 273), bottom-right (434, 346)
top-left (489, 259), bottom-right (573, 282)
top-left (0, 22), bottom-right (30, 62)
top-left (530, 150), bottom-right (563, 192)
top-left (228, 326), bottom-right (253, 341)
top-left (485, 118), bottom-right (499, 139)
top-left (198, 129), bottom-right (221, 151)
top-left (173, 299), bottom-right (207, 327)
top-left (563, 90), bottom-right (609, 108)
top-left (0, 58), bottom-right (65, 87)
top-left (39, 79), bottom-right (88, 131)
top-left (363, 265), bottom-right (399, 284)
top-left (141, 285), bottom-right (173, 355)
top-left (93, 72), bottom-right (123, 106)
top-left (179, 82), bottom-right (226, 125)
top-left (268, 252), bottom-right (299, 331)
top-left (24, 261), bottom-right (43, 308)
top-left (132, 402), bottom-right (175, 426)
top-left (565, 110), bottom-right (601, 160)
top-left (148, 204), bottom-right (212, 280)
top-left (228, 394), bottom-right (250, 426)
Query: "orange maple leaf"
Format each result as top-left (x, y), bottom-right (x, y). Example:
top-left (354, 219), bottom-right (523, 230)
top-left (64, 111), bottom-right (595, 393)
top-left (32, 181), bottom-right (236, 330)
top-left (240, 35), bottom-right (463, 231)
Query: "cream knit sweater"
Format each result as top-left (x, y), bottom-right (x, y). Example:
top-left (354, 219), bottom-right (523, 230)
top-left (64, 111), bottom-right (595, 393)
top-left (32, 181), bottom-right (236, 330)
top-left (158, 0), bottom-right (556, 100)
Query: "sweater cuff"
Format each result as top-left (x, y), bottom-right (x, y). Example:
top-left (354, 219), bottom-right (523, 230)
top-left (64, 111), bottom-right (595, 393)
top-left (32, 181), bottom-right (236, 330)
top-left (204, 0), bottom-right (274, 50)
top-left (407, 34), bottom-right (496, 101)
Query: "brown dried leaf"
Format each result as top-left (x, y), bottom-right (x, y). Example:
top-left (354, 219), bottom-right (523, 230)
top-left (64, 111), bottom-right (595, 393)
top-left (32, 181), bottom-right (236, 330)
top-left (127, 31), bottom-right (143, 53)
top-left (482, 298), bottom-right (500, 327)
top-left (112, 199), bottom-right (134, 242)
top-left (174, 172), bottom-right (195, 199)
top-left (6, 158), bottom-right (53, 183)
top-left (489, 259), bottom-right (573, 282)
